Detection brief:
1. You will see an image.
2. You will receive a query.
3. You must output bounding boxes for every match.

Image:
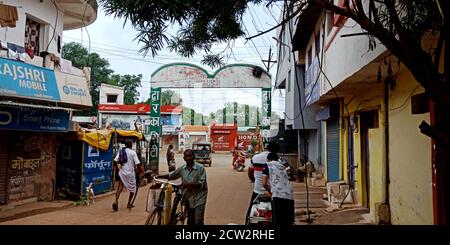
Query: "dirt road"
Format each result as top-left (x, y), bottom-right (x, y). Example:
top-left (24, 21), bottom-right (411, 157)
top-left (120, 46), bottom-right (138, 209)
top-left (1, 153), bottom-right (253, 225)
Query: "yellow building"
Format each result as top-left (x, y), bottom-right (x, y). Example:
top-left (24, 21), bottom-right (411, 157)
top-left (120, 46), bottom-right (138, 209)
top-left (289, 2), bottom-right (438, 224)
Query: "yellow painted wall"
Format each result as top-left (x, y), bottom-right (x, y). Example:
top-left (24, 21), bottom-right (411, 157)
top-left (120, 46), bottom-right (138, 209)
top-left (343, 85), bottom-right (383, 209)
top-left (388, 68), bottom-right (433, 224)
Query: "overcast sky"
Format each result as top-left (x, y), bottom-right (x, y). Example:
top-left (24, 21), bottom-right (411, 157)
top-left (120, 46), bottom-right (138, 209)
top-left (63, 3), bottom-right (285, 117)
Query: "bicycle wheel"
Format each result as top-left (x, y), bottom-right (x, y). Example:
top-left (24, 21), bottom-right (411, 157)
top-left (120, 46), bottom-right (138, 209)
top-left (145, 209), bottom-right (162, 225)
top-left (145, 190), bottom-right (165, 225)
top-left (169, 195), bottom-right (186, 225)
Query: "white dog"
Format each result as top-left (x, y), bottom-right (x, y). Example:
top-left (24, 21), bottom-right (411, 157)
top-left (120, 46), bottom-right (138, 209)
top-left (85, 183), bottom-right (95, 205)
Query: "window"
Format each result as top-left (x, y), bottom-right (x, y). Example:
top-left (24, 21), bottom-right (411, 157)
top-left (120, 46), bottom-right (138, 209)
top-left (107, 94), bottom-right (118, 103)
top-left (24, 17), bottom-right (42, 55)
top-left (287, 70), bottom-right (291, 92)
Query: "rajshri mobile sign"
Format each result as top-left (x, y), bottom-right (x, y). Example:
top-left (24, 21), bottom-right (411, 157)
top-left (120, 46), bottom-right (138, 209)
top-left (0, 57), bottom-right (60, 101)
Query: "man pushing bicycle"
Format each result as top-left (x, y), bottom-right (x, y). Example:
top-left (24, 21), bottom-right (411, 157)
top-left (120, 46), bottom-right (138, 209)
top-left (157, 149), bottom-right (208, 225)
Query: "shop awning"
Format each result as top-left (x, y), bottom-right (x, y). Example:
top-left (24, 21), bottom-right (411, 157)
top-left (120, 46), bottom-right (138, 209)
top-left (76, 128), bottom-right (145, 151)
top-left (77, 129), bottom-right (112, 151)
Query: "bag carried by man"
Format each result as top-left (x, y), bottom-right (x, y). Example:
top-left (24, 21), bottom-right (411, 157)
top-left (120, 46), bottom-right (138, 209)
top-left (115, 147), bottom-right (127, 169)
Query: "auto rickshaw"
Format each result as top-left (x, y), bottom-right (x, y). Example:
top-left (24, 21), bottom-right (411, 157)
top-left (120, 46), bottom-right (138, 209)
top-left (191, 142), bottom-right (212, 167)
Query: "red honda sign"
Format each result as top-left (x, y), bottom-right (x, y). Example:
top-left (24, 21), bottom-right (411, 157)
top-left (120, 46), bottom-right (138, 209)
top-left (98, 104), bottom-right (150, 113)
top-left (161, 105), bottom-right (183, 113)
top-left (237, 132), bottom-right (260, 151)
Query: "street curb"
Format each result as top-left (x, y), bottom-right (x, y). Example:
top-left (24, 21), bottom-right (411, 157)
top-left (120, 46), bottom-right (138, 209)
top-left (0, 203), bottom-right (74, 223)
top-left (0, 190), bottom-right (119, 223)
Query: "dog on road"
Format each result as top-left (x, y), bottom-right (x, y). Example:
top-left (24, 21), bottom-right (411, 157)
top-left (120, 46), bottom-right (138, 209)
top-left (85, 183), bottom-right (95, 205)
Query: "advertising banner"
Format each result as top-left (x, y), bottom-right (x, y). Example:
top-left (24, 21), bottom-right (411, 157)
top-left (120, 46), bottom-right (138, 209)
top-left (261, 88), bottom-right (271, 147)
top-left (0, 106), bottom-right (69, 132)
top-left (55, 71), bottom-right (92, 107)
top-left (0, 57), bottom-right (60, 101)
top-left (149, 88), bottom-right (161, 171)
top-left (82, 142), bottom-right (113, 194)
top-left (237, 133), bottom-right (260, 151)
top-left (305, 57), bottom-right (320, 106)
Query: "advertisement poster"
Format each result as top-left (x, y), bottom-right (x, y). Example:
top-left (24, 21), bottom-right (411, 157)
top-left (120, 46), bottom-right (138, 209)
top-left (101, 114), bottom-right (150, 135)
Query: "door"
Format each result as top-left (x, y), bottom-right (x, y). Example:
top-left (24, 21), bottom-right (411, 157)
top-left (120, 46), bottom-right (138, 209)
top-left (360, 111), bottom-right (378, 208)
top-left (361, 125), bottom-right (370, 207)
top-left (0, 132), bottom-right (8, 205)
top-left (327, 118), bottom-right (340, 182)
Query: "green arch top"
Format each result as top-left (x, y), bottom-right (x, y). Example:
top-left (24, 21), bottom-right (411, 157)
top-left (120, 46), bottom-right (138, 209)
top-left (151, 62), bottom-right (272, 79)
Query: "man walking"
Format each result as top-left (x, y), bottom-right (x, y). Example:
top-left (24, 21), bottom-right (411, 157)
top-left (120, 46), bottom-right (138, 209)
top-left (158, 149), bottom-right (208, 225)
top-left (112, 140), bottom-right (142, 211)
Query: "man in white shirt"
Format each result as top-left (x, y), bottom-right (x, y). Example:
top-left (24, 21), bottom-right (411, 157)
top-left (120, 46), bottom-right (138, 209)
top-left (112, 140), bottom-right (142, 211)
top-left (245, 141), bottom-right (279, 224)
top-left (262, 152), bottom-right (294, 226)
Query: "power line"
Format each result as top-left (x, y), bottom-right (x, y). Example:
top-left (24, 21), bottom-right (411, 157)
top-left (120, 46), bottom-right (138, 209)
top-left (63, 36), bottom-right (275, 53)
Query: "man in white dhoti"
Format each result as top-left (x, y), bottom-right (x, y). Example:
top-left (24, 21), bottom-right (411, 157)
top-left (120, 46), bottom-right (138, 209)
top-left (112, 140), bottom-right (141, 211)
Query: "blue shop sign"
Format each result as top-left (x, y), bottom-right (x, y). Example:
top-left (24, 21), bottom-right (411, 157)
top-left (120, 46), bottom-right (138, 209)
top-left (0, 57), bottom-right (60, 101)
top-left (0, 106), bottom-right (69, 131)
top-left (82, 142), bottom-right (113, 194)
top-left (82, 142), bottom-right (113, 174)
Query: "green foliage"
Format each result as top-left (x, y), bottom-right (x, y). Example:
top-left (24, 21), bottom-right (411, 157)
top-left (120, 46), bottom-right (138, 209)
top-left (373, 0), bottom-right (443, 40)
top-left (62, 42), bottom-right (113, 116)
top-left (109, 74), bottom-right (142, 105)
top-left (144, 90), bottom-right (183, 106)
top-left (62, 42), bottom-right (143, 115)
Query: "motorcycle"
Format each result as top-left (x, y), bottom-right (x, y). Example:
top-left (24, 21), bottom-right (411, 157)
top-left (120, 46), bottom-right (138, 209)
top-left (247, 194), bottom-right (272, 225)
top-left (233, 155), bottom-right (246, 172)
top-left (280, 158), bottom-right (296, 181)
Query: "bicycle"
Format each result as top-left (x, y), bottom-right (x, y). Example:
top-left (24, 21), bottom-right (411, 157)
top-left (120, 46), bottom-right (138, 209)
top-left (145, 177), bottom-right (187, 225)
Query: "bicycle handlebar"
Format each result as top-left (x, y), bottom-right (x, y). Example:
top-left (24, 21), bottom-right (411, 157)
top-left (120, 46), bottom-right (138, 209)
top-left (153, 176), bottom-right (181, 187)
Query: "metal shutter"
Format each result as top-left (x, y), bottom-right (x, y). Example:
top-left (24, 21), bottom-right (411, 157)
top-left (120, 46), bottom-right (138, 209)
top-left (327, 119), bottom-right (340, 182)
top-left (0, 132), bottom-right (8, 204)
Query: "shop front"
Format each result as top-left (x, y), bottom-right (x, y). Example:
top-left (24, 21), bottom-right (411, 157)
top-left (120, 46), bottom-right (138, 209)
top-left (0, 104), bottom-right (70, 205)
top-left (57, 138), bottom-right (113, 197)
top-left (210, 124), bottom-right (237, 152)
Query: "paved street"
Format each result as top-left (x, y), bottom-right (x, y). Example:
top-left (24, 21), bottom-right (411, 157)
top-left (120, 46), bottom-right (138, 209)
top-left (1, 153), bottom-right (253, 225)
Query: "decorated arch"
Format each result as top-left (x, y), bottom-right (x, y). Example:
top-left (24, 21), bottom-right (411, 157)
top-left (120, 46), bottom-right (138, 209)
top-left (148, 63), bottom-right (272, 171)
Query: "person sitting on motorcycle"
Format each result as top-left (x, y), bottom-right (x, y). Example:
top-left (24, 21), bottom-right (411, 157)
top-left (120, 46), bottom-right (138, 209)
top-left (232, 146), bottom-right (239, 169)
top-left (166, 145), bottom-right (175, 171)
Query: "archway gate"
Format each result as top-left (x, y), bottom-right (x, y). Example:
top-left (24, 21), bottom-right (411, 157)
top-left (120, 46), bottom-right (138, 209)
top-left (148, 63), bottom-right (272, 172)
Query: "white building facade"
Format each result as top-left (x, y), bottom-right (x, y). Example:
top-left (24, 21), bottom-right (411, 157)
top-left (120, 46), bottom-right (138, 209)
top-left (0, 0), bottom-right (97, 206)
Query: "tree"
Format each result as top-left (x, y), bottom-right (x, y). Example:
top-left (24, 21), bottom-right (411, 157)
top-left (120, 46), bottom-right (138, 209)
top-left (62, 42), bottom-right (113, 115)
top-left (109, 74), bottom-right (142, 104)
top-left (100, 0), bottom-right (448, 142)
top-left (100, 0), bottom-right (262, 68)
top-left (144, 90), bottom-right (183, 106)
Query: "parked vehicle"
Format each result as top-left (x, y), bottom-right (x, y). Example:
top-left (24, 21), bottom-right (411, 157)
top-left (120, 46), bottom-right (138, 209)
top-left (191, 142), bottom-right (212, 167)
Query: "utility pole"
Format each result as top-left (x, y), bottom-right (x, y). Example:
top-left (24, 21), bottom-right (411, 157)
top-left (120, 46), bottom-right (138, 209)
top-left (261, 48), bottom-right (277, 72)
